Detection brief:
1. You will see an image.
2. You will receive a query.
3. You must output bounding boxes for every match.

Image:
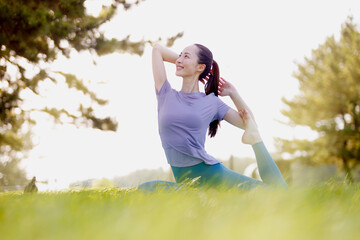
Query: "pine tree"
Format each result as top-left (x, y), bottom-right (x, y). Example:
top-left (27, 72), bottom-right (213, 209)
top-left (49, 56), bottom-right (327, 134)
top-left (277, 17), bottom-right (360, 182)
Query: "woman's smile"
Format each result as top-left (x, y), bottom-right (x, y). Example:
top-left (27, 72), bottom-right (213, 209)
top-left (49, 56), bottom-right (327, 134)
top-left (176, 65), bottom-right (184, 71)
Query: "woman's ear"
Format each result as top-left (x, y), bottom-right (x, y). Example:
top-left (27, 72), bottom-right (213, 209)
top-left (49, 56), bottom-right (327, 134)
top-left (197, 64), bottom-right (206, 74)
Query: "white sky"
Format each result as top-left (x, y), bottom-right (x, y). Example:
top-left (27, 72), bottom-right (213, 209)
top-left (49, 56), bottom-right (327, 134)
top-left (20, 0), bottom-right (360, 190)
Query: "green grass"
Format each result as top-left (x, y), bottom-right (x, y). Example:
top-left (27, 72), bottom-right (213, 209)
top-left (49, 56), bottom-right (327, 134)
top-left (1, 182), bottom-right (359, 240)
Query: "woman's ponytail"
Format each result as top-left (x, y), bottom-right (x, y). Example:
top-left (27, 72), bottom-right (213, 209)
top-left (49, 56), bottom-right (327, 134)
top-left (205, 60), bottom-right (220, 137)
top-left (205, 60), bottom-right (219, 96)
top-left (194, 44), bottom-right (221, 138)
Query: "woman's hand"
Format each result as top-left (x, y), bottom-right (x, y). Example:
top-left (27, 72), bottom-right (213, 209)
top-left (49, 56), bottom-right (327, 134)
top-left (218, 77), bottom-right (257, 123)
top-left (218, 77), bottom-right (237, 97)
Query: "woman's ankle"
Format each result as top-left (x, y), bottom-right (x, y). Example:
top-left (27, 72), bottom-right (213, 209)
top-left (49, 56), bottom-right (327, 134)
top-left (242, 130), bottom-right (262, 145)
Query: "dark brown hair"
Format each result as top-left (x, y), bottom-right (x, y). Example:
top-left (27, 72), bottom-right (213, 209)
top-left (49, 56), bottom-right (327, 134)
top-left (194, 43), bottom-right (221, 138)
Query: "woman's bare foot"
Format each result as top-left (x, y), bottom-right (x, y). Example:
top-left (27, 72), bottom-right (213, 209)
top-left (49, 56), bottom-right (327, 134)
top-left (239, 109), bottom-right (262, 145)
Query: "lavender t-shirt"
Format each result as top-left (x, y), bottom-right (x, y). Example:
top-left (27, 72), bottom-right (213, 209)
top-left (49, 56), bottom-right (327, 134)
top-left (156, 79), bottom-right (231, 167)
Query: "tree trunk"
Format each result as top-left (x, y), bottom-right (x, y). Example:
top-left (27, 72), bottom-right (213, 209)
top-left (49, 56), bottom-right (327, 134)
top-left (342, 158), bottom-right (354, 183)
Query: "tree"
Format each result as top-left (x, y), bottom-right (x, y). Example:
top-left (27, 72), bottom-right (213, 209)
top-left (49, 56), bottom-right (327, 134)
top-left (0, 0), bottom-right (182, 187)
top-left (277, 17), bottom-right (360, 183)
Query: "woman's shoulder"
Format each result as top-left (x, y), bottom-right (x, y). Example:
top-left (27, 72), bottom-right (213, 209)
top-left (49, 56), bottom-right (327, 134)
top-left (205, 92), bottom-right (228, 105)
top-left (156, 79), bottom-right (174, 96)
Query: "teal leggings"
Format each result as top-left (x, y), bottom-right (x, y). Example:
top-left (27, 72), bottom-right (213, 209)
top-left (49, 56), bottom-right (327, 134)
top-left (138, 142), bottom-right (288, 192)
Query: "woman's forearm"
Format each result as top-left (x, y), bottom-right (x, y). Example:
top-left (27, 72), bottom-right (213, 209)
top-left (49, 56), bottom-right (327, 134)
top-left (229, 91), bottom-right (256, 122)
top-left (153, 43), bottom-right (178, 64)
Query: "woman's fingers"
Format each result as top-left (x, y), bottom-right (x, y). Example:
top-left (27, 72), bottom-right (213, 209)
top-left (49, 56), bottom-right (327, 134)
top-left (238, 109), bottom-right (247, 118)
top-left (218, 77), bottom-right (231, 97)
top-left (238, 109), bottom-right (251, 122)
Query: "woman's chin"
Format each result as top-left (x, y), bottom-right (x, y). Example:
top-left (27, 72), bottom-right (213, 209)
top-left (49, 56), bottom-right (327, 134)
top-left (175, 71), bottom-right (183, 77)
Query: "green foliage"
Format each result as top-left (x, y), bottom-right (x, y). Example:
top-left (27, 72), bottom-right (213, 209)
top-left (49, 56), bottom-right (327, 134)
top-left (0, 158), bottom-right (27, 188)
top-left (279, 17), bottom-right (360, 182)
top-left (0, 184), bottom-right (359, 240)
top-left (0, 0), bottom-right (182, 184)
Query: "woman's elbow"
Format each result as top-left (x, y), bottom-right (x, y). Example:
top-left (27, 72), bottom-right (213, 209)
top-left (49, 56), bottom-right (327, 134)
top-left (152, 43), bottom-right (162, 52)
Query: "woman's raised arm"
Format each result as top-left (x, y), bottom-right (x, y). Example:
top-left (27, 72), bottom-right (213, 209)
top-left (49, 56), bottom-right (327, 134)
top-left (219, 77), bottom-right (256, 130)
top-left (152, 43), bottom-right (178, 92)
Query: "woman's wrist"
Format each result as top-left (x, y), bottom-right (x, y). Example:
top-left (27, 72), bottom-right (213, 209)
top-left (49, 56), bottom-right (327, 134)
top-left (153, 43), bottom-right (177, 64)
top-left (229, 89), bottom-right (239, 99)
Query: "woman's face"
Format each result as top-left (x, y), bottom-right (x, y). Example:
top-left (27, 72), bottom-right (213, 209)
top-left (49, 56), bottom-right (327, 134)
top-left (175, 45), bottom-right (205, 78)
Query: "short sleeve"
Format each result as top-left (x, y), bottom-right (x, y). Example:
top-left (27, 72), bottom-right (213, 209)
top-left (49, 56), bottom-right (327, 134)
top-left (155, 79), bottom-right (171, 96)
top-left (215, 97), bottom-right (231, 121)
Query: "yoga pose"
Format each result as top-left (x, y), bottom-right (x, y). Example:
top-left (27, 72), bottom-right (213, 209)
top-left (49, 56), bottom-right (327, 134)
top-left (138, 43), bottom-right (288, 192)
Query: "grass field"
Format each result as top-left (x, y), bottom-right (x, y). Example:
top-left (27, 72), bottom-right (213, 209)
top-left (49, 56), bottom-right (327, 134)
top-left (1, 182), bottom-right (359, 240)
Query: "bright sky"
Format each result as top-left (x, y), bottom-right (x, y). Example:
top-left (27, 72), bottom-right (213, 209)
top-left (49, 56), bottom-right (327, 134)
top-left (20, 0), bottom-right (360, 190)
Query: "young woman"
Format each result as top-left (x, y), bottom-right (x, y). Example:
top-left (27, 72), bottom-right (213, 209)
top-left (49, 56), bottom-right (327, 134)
top-left (138, 43), bottom-right (288, 192)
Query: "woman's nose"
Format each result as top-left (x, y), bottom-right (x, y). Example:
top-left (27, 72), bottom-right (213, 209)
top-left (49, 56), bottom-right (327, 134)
top-left (176, 56), bottom-right (182, 64)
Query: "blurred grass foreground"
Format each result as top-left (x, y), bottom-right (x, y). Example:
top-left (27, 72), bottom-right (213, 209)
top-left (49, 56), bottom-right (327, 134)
top-left (1, 182), bottom-right (360, 240)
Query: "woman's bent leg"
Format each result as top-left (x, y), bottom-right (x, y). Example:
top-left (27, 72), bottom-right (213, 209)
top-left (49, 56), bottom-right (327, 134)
top-left (252, 141), bottom-right (288, 189)
top-left (214, 164), bottom-right (264, 190)
top-left (171, 143), bottom-right (288, 190)
top-left (240, 109), bottom-right (288, 189)
top-left (172, 163), bottom-right (264, 191)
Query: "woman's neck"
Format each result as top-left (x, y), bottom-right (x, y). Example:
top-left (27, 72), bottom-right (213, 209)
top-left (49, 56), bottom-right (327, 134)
top-left (181, 76), bottom-right (199, 93)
